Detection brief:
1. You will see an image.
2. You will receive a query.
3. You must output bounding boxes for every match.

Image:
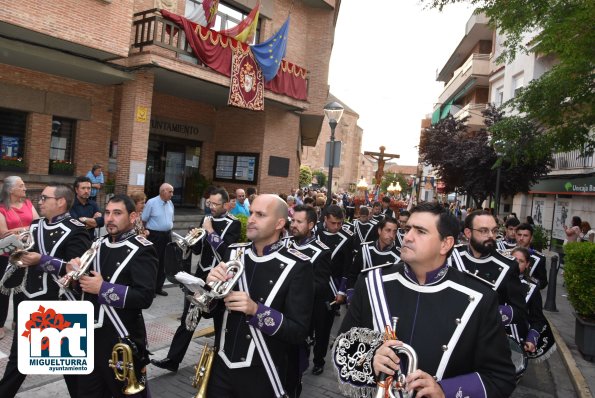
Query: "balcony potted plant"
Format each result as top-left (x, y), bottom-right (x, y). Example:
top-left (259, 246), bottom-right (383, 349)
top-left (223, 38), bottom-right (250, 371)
top-left (49, 160), bottom-right (75, 176)
top-left (563, 242), bottom-right (595, 361)
top-left (0, 157), bottom-right (25, 172)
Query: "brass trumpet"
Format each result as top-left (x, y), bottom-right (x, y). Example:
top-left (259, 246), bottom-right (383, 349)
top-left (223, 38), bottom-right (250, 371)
top-left (109, 342), bottom-right (145, 395)
top-left (55, 239), bottom-right (102, 292)
top-left (0, 230), bottom-right (35, 292)
top-left (374, 343), bottom-right (418, 398)
top-left (191, 344), bottom-right (215, 398)
top-left (184, 260), bottom-right (244, 330)
top-left (172, 227), bottom-right (206, 251)
top-left (8, 230), bottom-right (35, 267)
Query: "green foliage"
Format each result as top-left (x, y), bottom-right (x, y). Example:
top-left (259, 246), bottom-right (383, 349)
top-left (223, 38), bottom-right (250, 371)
top-left (531, 225), bottom-right (550, 252)
top-left (312, 170), bottom-right (327, 188)
top-left (235, 214), bottom-right (248, 242)
top-left (422, 0), bottom-right (595, 157)
top-left (379, 172), bottom-right (408, 196)
top-left (299, 165), bottom-right (312, 188)
top-left (563, 242), bottom-right (595, 320)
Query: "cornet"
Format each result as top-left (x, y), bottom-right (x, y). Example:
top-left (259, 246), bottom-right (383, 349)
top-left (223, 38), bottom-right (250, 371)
top-left (172, 227), bottom-right (206, 251)
top-left (184, 260), bottom-right (244, 330)
top-left (55, 239), bottom-right (102, 292)
top-left (7, 230), bottom-right (35, 267)
top-left (0, 230), bottom-right (35, 292)
top-left (191, 344), bottom-right (215, 398)
top-left (109, 341), bottom-right (145, 395)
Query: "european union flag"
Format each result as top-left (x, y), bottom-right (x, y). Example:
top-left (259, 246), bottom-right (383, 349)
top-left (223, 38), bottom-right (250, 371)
top-left (251, 17), bottom-right (290, 82)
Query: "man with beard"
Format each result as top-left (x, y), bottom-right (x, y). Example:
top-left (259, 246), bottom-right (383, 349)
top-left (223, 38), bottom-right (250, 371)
top-left (204, 195), bottom-right (314, 397)
top-left (70, 176), bottom-right (104, 240)
top-left (497, 217), bottom-right (520, 251)
top-left (334, 203), bottom-right (515, 398)
top-left (0, 183), bottom-right (91, 397)
top-left (152, 187), bottom-right (241, 372)
top-left (450, 210), bottom-right (528, 345)
top-left (515, 223), bottom-right (548, 289)
top-left (314, 204), bottom-right (353, 375)
top-left (76, 194), bottom-right (157, 397)
top-left (286, 205), bottom-right (332, 394)
top-left (346, 217), bottom-right (400, 303)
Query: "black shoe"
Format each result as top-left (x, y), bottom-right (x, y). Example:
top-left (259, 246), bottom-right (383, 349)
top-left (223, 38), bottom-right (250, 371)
top-left (150, 358), bottom-right (178, 372)
top-left (312, 365), bottom-right (324, 375)
top-left (156, 290), bottom-right (169, 296)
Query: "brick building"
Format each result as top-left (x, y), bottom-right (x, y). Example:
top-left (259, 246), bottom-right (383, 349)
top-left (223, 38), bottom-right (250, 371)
top-left (301, 93), bottom-right (363, 192)
top-left (0, 0), bottom-right (341, 206)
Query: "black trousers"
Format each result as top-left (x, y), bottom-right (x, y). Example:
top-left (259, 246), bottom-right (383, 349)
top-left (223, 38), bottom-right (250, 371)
top-left (311, 300), bottom-right (335, 367)
top-left (165, 292), bottom-right (200, 364)
top-left (0, 303), bottom-right (79, 398)
top-left (146, 230), bottom-right (171, 292)
top-left (206, 356), bottom-right (279, 398)
top-left (0, 256), bottom-right (9, 327)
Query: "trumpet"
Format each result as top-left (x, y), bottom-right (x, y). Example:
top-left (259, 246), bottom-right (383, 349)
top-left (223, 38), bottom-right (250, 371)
top-left (185, 260), bottom-right (244, 330)
top-left (109, 342), bottom-right (145, 395)
top-left (0, 230), bottom-right (35, 292)
top-left (8, 230), bottom-right (35, 267)
top-left (172, 227), bottom-right (206, 251)
top-left (55, 239), bottom-right (102, 292)
top-left (191, 344), bottom-right (215, 398)
top-left (374, 343), bottom-right (418, 398)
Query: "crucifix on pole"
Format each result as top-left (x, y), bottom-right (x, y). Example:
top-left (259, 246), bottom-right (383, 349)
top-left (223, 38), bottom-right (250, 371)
top-left (364, 146), bottom-right (400, 192)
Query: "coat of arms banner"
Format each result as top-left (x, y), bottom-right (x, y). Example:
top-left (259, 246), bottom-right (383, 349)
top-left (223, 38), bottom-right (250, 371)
top-left (228, 49), bottom-right (265, 111)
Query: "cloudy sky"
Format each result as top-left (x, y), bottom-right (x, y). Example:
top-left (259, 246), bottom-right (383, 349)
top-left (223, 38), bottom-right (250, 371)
top-left (328, 1), bottom-right (476, 165)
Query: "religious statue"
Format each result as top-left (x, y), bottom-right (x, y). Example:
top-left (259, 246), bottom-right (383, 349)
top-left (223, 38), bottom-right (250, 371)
top-left (364, 146), bottom-right (400, 186)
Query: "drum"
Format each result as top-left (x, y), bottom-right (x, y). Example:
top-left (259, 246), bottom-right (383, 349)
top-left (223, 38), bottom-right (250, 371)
top-left (508, 336), bottom-right (528, 380)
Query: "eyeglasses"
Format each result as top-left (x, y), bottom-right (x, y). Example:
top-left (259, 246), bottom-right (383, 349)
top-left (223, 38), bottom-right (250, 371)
top-left (39, 195), bottom-right (58, 202)
top-left (206, 201), bottom-right (223, 208)
top-left (472, 228), bottom-right (499, 236)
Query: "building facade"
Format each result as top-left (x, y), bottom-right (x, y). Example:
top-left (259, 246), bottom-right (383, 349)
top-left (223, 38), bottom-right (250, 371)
top-left (0, 0), bottom-right (341, 206)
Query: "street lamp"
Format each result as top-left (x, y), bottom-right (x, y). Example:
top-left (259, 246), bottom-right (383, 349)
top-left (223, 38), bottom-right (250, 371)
top-left (324, 101), bottom-right (344, 205)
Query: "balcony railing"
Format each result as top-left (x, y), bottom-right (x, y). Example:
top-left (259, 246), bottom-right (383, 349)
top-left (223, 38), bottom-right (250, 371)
top-left (552, 149), bottom-right (595, 170)
top-left (453, 103), bottom-right (488, 126)
top-left (438, 53), bottom-right (490, 105)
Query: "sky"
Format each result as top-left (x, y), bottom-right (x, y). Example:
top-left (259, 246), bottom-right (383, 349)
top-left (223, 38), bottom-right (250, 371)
top-left (328, 1), bottom-right (476, 165)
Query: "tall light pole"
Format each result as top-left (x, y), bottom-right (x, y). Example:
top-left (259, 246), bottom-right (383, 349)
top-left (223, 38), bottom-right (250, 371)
top-left (324, 101), bottom-right (344, 206)
top-left (493, 141), bottom-right (504, 217)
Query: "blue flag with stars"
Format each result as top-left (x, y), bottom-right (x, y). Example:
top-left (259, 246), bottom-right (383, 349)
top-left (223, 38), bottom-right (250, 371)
top-left (251, 16), bottom-right (290, 82)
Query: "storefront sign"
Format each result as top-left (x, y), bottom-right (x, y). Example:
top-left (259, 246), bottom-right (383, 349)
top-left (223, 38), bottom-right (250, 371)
top-left (529, 175), bottom-right (595, 195)
top-left (150, 118), bottom-right (213, 141)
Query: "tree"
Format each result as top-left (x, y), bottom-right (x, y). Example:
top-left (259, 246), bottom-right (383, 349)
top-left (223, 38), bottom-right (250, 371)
top-left (379, 172), bottom-right (408, 197)
top-left (312, 170), bottom-right (327, 188)
top-left (299, 165), bottom-right (312, 188)
top-left (423, 0), bottom-right (595, 158)
top-left (419, 108), bottom-right (551, 207)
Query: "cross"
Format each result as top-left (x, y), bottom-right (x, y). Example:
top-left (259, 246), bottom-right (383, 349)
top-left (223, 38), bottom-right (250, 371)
top-left (364, 146), bottom-right (400, 185)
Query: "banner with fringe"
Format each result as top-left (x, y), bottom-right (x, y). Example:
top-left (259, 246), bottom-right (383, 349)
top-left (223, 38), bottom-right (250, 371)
top-left (228, 49), bottom-right (264, 111)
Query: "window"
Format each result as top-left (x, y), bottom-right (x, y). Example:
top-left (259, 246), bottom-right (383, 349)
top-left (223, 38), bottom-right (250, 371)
top-left (214, 152), bottom-right (259, 183)
top-left (50, 117), bottom-right (75, 162)
top-left (0, 108), bottom-right (27, 160)
top-left (494, 86), bottom-right (504, 107)
top-left (512, 73), bottom-right (524, 98)
top-left (186, 0), bottom-right (261, 44)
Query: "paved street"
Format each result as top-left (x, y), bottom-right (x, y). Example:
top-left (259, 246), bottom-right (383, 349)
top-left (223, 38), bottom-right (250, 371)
top-left (0, 254), bottom-right (590, 397)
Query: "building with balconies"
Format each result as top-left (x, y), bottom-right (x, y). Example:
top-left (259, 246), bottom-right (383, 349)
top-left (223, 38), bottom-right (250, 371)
top-left (0, 0), bottom-right (341, 205)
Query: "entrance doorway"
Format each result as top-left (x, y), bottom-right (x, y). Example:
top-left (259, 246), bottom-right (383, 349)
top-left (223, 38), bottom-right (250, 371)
top-left (146, 136), bottom-right (202, 207)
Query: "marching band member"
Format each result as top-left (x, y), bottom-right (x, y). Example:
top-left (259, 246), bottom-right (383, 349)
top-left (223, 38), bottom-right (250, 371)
top-left (334, 203), bottom-right (516, 398)
top-left (515, 223), bottom-right (548, 289)
top-left (286, 205), bottom-right (332, 393)
top-left (370, 202), bottom-right (384, 224)
top-left (380, 196), bottom-right (395, 219)
top-left (395, 210), bottom-right (411, 249)
top-left (351, 206), bottom-right (377, 247)
top-left (152, 187), bottom-right (241, 372)
top-left (204, 194), bottom-right (314, 398)
top-left (346, 217), bottom-right (400, 302)
top-left (449, 210), bottom-right (528, 346)
top-left (76, 194), bottom-right (157, 397)
top-left (497, 217), bottom-right (520, 251)
top-left (313, 204), bottom-right (353, 375)
top-left (0, 183), bottom-right (91, 397)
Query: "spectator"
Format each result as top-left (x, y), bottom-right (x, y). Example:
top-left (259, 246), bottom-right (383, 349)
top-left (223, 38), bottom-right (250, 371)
top-left (230, 188), bottom-right (250, 217)
top-left (85, 164), bottom-right (104, 203)
top-left (580, 221), bottom-right (594, 243)
top-left (287, 195), bottom-right (296, 218)
top-left (70, 176), bottom-right (104, 240)
top-left (129, 191), bottom-right (147, 236)
top-left (0, 176), bottom-right (39, 340)
top-left (563, 216), bottom-right (582, 243)
top-left (226, 192), bottom-right (237, 213)
top-left (295, 189), bottom-right (304, 206)
top-left (526, 215), bottom-right (535, 225)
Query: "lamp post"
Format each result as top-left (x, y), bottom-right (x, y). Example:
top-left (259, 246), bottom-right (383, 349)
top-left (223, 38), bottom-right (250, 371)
top-left (324, 101), bottom-right (344, 206)
top-left (493, 141), bottom-right (504, 217)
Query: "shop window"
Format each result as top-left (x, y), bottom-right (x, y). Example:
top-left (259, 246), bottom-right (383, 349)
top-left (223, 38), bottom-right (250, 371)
top-left (0, 108), bottom-right (27, 172)
top-left (49, 117), bottom-right (76, 176)
top-left (214, 152), bottom-right (259, 183)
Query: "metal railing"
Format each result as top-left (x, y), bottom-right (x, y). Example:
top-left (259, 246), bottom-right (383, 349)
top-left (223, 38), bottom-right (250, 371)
top-left (132, 9), bottom-right (196, 59)
top-left (552, 148), bottom-right (595, 170)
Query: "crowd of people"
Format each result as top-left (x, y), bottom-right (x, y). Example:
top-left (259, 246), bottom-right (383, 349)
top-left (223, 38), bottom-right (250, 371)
top-left (0, 175), bottom-right (590, 398)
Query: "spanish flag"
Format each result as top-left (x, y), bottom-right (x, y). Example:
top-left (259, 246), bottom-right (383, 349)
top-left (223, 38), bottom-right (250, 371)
top-left (219, 1), bottom-right (260, 43)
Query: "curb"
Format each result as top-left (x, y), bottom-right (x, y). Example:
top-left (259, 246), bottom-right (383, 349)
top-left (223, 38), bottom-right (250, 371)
top-left (545, 314), bottom-right (593, 398)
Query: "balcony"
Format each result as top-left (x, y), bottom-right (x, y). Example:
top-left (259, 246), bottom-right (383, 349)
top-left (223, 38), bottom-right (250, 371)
top-left (550, 149), bottom-right (595, 175)
top-left (453, 103), bottom-right (488, 130)
top-left (438, 53), bottom-right (490, 106)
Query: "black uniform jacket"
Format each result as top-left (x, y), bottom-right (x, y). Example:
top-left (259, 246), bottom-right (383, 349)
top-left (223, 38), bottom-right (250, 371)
top-left (191, 213), bottom-right (241, 276)
top-left (449, 245), bottom-right (529, 341)
top-left (315, 222), bottom-right (353, 295)
top-left (206, 241), bottom-right (314, 375)
top-left (528, 250), bottom-right (548, 289)
top-left (352, 220), bottom-right (376, 248)
top-left (6, 214), bottom-right (91, 299)
top-left (84, 231), bottom-right (158, 365)
top-left (340, 262), bottom-right (516, 398)
top-left (286, 236), bottom-right (333, 303)
top-left (346, 240), bottom-right (400, 292)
